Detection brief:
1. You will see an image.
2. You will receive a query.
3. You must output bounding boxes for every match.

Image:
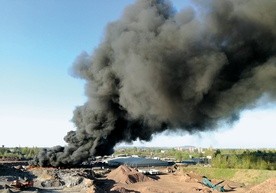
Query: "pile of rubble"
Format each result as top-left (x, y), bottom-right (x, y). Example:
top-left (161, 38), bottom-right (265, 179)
top-left (29, 167), bottom-right (97, 188)
top-left (0, 164), bottom-right (34, 182)
top-left (107, 165), bottom-right (155, 184)
top-left (0, 164), bottom-right (105, 193)
top-left (0, 164), bottom-right (35, 192)
top-left (246, 178), bottom-right (276, 193)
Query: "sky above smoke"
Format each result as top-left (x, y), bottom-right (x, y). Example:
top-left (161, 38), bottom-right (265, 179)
top-left (31, 0), bottom-right (275, 166)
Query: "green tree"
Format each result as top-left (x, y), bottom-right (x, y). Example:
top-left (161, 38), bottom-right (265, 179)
top-left (175, 151), bottom-right (183, 162)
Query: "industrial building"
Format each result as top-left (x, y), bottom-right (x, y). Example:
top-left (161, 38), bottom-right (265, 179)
top-left (105, 156), bottom-right (169, 167)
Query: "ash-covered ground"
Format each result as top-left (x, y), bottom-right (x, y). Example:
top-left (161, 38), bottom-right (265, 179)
top-left (0, 162), bottom-right (104, 193)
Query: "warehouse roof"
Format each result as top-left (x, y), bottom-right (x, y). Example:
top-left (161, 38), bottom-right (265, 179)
top-left (106, 156), bottom-right (169, 167)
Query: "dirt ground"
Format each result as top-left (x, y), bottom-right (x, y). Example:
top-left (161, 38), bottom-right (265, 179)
top-left (103, 166), bottom-right (247, 193)
top-left (1, 162), bottom-right (275, 193)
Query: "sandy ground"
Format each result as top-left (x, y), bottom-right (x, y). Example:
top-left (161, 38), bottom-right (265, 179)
top-left (102, 167), bottom-right (247, 193)
top-left (1, 162), bottom-right (276, 193)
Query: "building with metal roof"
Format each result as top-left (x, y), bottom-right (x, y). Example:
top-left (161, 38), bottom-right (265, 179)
top-left (106, 156), bottom-right (169, 167)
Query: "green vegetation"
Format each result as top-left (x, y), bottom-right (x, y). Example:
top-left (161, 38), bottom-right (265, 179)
top-left (182, 166), bottom-right (236, 180)
top-left (115, 147), bottom-right (276, 185)
top-left (115, 147), bottom-right (276, 170)
top-left (212, 149), bottom-right (276, 170)
top-left (0, 146), bottom-right (39, 160)
top-left (114, 147), bottom-right (204, 161)
top-left (181, 166), bottom-right (276, 185)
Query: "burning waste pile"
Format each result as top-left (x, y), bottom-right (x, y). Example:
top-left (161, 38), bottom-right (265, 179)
top-left (31, 0), bottom-right (275, 167)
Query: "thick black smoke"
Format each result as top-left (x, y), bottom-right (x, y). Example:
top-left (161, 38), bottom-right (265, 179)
top-left (32, 0), bottom-right (276, 167)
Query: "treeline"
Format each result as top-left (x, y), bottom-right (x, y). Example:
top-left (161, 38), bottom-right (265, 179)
top-left (114, 147), bottom-right (207, 161)
top-left (0, 147), bottom-right (39, 160)
top-left (212, 150), bottom-right (276, 170)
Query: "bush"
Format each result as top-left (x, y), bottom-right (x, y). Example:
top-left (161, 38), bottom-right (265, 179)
top-left (212, 150), bottom-right (276, 170)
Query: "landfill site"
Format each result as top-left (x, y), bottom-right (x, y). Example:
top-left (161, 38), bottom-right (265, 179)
top-left (1, 159), bottom-right (276, 193)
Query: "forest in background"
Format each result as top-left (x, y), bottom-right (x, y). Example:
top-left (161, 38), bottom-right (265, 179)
top-left (1, 146), bottom-right (275, 170)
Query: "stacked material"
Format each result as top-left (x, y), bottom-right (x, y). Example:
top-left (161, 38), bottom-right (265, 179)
top-left (107, 165), bottom-right (154, 184)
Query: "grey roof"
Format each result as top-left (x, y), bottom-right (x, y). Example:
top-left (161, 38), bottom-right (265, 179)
top-left (107, 157), bottom-right (169, 167)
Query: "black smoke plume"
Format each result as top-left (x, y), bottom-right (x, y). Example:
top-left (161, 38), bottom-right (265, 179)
top-left (32, 0), bottom-right (276, 167)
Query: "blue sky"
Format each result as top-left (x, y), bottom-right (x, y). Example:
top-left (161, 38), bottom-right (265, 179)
top-left (0, 0), bottom-right (275, 148)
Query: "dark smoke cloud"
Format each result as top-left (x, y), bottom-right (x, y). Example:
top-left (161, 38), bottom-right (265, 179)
top-left (32, 0), bottom-right (276, 167)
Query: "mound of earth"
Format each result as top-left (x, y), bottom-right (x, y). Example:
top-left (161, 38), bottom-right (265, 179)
top-left (246, 178), bottom-right (276, 193)
top-left (110, 185), bottom-right (134, 193)
top-left (107, 165), bottom-right (154, 184)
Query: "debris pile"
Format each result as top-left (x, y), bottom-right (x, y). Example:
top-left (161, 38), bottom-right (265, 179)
top-left (246, 178), bottom-right (276, 193)
top-left (29, 167), bottom-right (96, 188)
top-left (110, 185), bottom-right (133, 193)
top-left (10, 179), bottom-right (34, 190)
top-left (107, 165), bottom-right (154, 184)
top-left (0, 164), bottom-right (35, 192)
top-left (0, 164), bottom-right (34, 182)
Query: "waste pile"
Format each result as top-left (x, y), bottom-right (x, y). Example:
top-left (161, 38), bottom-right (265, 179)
top-left (106, 165), bottom-right (155, 184)
top-left (29, 167), bottom-right (96, 188)
top-left (0, 164), bottom-right (35, 182)
top-left (0, 164), bottom-right (35, 191)
top-left (0, 164), bottom-right (105, 193)
top-left (245, 178), bottom-right (276, 193)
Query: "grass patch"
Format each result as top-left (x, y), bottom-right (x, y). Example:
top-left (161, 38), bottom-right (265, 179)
top-left (233, 169), bottom-right (276, 185)
top-left (180, 166), bottom-right (276, 185)
top-left (181, 166), bottom-right (236, 179)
